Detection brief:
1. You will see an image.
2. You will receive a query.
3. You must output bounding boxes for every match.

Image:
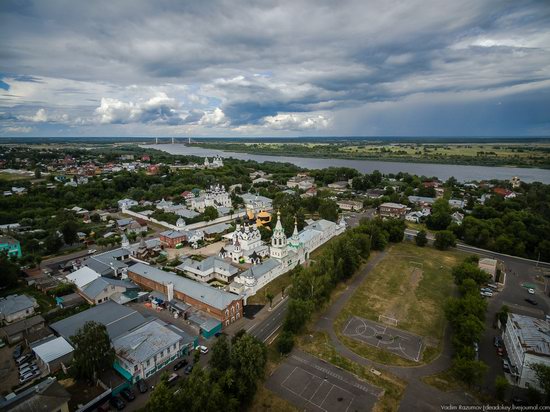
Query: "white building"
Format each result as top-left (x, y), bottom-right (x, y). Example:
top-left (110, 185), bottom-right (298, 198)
top-left (287, 174), bottom-right (315, 190)
top-left (229, 214), bottom-right (346, 300)
top-left (221, 222), bottom-right (269, 264)
top-left (503, 314), bottom-right (550, 390)
top-left (203, 156), bottom-right (224, 169)
top-left (0, 294), bottom-right (39, 324)
top-left (176, 256), bottom-right (240, 284)
top-left (241, 193), bottom-right (273, 210)
top-left (190, 184), bottom-right (232, 212)
top-left (118, 198), bottom-right (138, 210)
top-left (113, 319), bottom-right (194, 382)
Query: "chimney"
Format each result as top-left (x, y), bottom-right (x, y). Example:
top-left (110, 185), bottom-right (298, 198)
top-left (166, 282), bottom-right (174, 302)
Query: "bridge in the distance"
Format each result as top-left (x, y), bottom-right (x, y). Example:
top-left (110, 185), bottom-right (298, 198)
top-left (145, 137), bottom-right (198, 145)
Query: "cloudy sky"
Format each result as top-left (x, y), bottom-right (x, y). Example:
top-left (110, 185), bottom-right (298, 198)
top-left (1, 0), bottom-right (549, 138)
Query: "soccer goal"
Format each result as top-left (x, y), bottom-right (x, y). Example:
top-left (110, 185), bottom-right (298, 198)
top-left (378, 315), bottom-right (398, 326)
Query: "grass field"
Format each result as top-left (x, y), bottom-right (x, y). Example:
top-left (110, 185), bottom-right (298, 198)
top-left (247, 271), bottom-right (293, 305)
top-left (334, 242), bottom-right (467, 365)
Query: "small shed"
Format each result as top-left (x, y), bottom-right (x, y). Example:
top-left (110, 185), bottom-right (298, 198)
top-left (31, 336), bottom-right (74, 374)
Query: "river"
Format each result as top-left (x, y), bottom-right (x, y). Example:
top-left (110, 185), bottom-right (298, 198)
top-left (147, 144), bottom-right (550, 183)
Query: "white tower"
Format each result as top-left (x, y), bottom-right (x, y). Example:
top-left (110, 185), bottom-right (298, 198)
top-left (270, 210), bottom-right (288, 259)
top-left (289, 216), bottom-right (301, 248)
top-left (121, 233), bottom-right (130, 248)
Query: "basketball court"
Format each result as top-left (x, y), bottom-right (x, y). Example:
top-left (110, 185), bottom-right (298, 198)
top-left (266, 350), bottom-right (382, 412)
top-left (342, 316), bottom-right (423, 362)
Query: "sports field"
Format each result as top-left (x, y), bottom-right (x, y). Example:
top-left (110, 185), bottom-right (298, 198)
top-left (335, 242), bottom-right (466, 364)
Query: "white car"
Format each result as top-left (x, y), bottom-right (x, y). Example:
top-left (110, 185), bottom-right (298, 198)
top-left (88, 249), bottom-right (97, 254)
top-left (198, 345), bottom-right (209, 354)
top-left (528, 288), bottom-right (535, 294)
top-left (481, 291), bottom-right (493, 297)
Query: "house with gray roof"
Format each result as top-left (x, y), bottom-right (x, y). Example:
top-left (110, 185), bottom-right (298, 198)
top-left (50, 300), bottom-right (147, 341)
top-left (0, 294), bottom-right (39, 324)
top-left (81, 248), bottom-right (131, 277)
top-left (79, 277), bottom-right (140, 305)
top-left (504, 313), bottom-right (550, 390)
top-left (176, 255), bottom-right (240, 284)
top-left (0, 377), bottom-right (71, 412)
top-left (113, 319), bottom-right (193, 382)
top-left (127, 262), bottom-right (243, 329)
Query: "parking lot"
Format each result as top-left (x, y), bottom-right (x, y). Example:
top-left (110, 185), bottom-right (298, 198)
top-left (266, 350), bottom-right (382, 412)
top-left (478, 255), bottom-right (550, 395)
top-left (342, 316), bottom-right (424, 362)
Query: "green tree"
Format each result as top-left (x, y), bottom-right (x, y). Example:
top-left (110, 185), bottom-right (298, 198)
top-left (146, 378), bottom-right (176, 412)
top-left (451, 357), bottom-right (487, 387)
top-left (61, 220), bottom-right (79, 245)
top-left (45, 234), bottom-right (63, 254)
top-left (34, 169), bottom-right (41, 179)
top-left (427, 198), bottom-right (452, 230)
top-left (230, 333), bottom-right (267, 403)
top-left (415, 230), bottom-right (428, 247)
top-left (434, 230), bottom-right (456, 250)
top-left (495, 375), bottom-right (509, 401)
top-left (318, 199), bottom-right (339, 222)
top-left (283, 299), bottom-right (314, 333)
top-left (266, 292), bottom-right (274, 309)
top-left (532, 363), bottom-right (550, 401)
top-left (209, 335), bottom-right (231, 373)
top-left (193, 348), bottom-right (201, 365)
top-left (277, 331), bottom-right (294, 354)
top-left (0, 254), bottom-right (20, 289)
top-left (71, 321), bottom-right (115, 381)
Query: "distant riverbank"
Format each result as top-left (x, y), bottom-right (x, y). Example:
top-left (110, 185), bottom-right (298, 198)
top-left (192, 141), bottom-right (550, 169)
top-left (148, 144), bottom-right (550, 183)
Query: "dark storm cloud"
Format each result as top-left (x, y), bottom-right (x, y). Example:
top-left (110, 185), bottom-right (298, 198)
top-left (0, 0), bottom-right (549, 135)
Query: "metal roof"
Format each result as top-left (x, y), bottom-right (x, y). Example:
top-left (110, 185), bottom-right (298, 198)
top-left (113, 319), bottom-right (183, 364)
top-left (129, 262), bottom-right (240, 310)
top-left (66, 266), bottom-right (101, 288)
top-left (32, 336), bottom-right (74, 363)
top-left (0, 294), bottom-right (37, 317)
top-left (80, 277), bottom-right (138, 300)
top-left (509, 313), bottom-right (550, 357)
top-left (177, 256), bottom-right (239, 277)
top-left (50, 300), bottom-right (146, 341)
top-left (241, 259), bottom-right (281, 280)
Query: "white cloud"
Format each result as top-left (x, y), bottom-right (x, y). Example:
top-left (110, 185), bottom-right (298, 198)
top-left (199, 108), bottom-right (228, 127)
top-left (2, 126), bottom-right (33, 134)
top-left (263, 113), bottom-right (330, 130)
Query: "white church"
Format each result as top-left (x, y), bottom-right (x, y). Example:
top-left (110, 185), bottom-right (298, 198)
top-left (228, 211), bottom-right (346, 300)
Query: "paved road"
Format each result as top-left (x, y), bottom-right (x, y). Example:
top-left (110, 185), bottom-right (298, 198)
top-left (249, 297), bottom-right (289, 343)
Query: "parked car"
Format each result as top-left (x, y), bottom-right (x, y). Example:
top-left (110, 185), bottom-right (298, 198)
top-left (137, 379), bottom-right (148, 394)
top-left (198, 345), bottom-right (208, 354)
top-left (528, 288), bottom-right (535, 294)
top-left (525, 298), bottom-right (538, 306)
top-left (18, 361), bottom-right (34, 370)
top-left (166, 373), bottom-right (179, 386)
top-left (183, 364), bottom-right (194, 375)
top-left (502, 359), bottom-right (511, 373)
top-left (494, 336), bottom-right (503, 347)
top-left (109, 396), bottom-right (126, 410)
top-left (487, 283), bottom-right (498, 289)
top-left (88, 249), bottom-right (97, 254)
top-left (12, 345), bottom-right (23, 359)
top-left (15, 353), bottom-right (33, 365)
top-left (481, 291), bottom-right (493, 297)
top-left (497, 347), bottom-right (505, 356)
top-left (19, 370), bottom-right (39, 384)
top-left (19, 364), bottom-right (39, 376)
top-left (173, 359), bottom-right (188, 371)
top-left (480, 288), bottom-right (493, 293)
top-left (120, 388), bottom-right (135, 402)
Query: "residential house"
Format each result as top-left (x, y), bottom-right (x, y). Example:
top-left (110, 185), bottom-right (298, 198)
top-left (0, 236), bottom-right (22, 258)
top-left (327, 181), bottom-right (349, 192)
top-left (0, 377), bottom-right (71, 412)
top-left (78, 277), bottom-right (140, 305)
top-left (0, 294), bottom-right (39, 324)
top-left (379, 203), bottom-right (408, 219)
top-left (286, 174), bottom-right (315, 191)
top-left (336, 200), bottom-right (363, 211)
top-left (0, 315), bottom-right (45, 345)
top-left (118, 198), bottom-right (138, 210)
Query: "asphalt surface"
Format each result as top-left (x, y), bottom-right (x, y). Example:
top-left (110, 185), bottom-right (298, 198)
top-left (266, 350), bottom-right (382, 412)
top-left (249, 297), bottom-right (289, 343)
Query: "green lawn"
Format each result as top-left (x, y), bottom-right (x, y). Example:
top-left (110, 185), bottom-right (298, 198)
top-left (247, 271), bottom-right (293, 305)
top-left (334, 242), bottom-right (467, 365)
